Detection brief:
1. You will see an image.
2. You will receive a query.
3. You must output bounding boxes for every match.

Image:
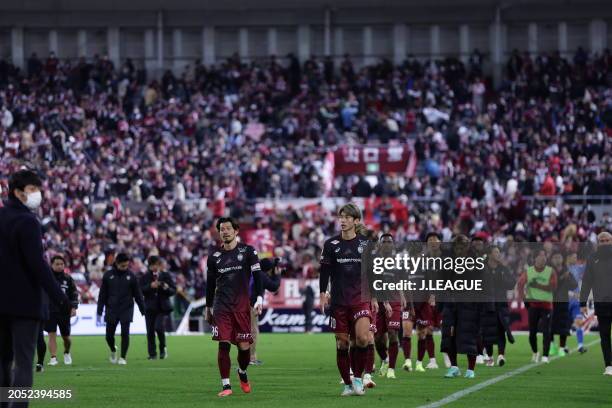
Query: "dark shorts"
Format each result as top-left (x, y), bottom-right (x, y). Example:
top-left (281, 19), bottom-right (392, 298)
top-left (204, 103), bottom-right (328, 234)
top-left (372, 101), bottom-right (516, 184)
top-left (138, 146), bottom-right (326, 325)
top-left (415, 302), bottom-right (436, 329)
top-left (329, 303), bottom-right (372, 335)
top-left (376, 302), bottom-right (402, 334)
top-left (44, 314), bottom-right (71, 336)
top-left (211, 309), bottom-right (253, 344)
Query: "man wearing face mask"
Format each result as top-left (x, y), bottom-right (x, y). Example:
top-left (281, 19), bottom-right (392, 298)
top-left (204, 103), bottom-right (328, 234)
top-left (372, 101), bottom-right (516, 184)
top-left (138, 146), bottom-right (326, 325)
top-left (97, 252), bottom-right (145, 365)
top-left (140, 256), bottom-right (176, 360)
top-left (0, 169), bottom-right (70, 405)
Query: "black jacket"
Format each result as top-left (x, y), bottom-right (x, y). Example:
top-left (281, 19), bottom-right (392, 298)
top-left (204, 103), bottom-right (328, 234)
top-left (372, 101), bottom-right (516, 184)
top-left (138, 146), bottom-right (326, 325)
top-left (250, 271), bottom-right (281, 306)
top-left (97, 267), bottom-right (145, 323)
top-left (580, 245), bottom-right (612, 317)
top-left (49, 271), bottom-right (79, 315)
top-left (140, 271), bottom-right (176, 314)
top-left (0, 197), bottom-right (69, 320)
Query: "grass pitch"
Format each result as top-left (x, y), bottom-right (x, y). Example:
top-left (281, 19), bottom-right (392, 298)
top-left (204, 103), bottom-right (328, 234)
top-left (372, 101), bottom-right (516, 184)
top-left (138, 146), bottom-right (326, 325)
top-left (31, 333), bottom-right (611, 408)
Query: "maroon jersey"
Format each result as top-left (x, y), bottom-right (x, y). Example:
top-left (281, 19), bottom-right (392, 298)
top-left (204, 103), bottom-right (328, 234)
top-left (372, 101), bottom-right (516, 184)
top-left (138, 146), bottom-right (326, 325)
top-left (320, 234), bottom-right (369, 306)
top-left (206, 243), bottom-right (261, 313)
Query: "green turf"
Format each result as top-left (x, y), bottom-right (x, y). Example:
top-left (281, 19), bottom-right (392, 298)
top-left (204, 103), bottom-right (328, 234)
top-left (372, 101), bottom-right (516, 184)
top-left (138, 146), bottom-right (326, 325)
top-left (30, 333), bottom-right (610, 408)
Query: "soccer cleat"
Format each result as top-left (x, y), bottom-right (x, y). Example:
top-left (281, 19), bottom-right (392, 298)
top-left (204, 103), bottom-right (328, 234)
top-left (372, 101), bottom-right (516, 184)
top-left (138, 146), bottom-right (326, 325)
top-left (147, 356), bottom-right (158, 360)
top-left (604, 366), bottom-right (612, 376)
top-left (379, 359), bottom-right (389, 376)
top-left (531, 352), bottom-right (540, 363)
top-left (443, 353), bottom-right (452, 368)
top-left (249, 359), bottom-right (263, 366)
top-left (415, 361), bottom-right (425, 372)
top-left (464, 369), bottom-right (475, 379)
top-left (36, 364), bottom-right (44, 373)
top-left (444, 366), bottom-right (461, 378)
top-left (549, 343), bottom-right (558, 356)
top-left (218, 386), bottom-right (233, 397)
top-left (578, 346), bottom-right (587, 354)
top-left (386, 368), bottom-right (396, 379)
top-left (352, 378), bottom-right (365, 396)
top-left (497, 355), bottom-right (506, 367)
top-left (541, 356), bottom-right (549, 364)
top-left (48, 357), bottom-right (58, 366)
top-left (340, 384), bottom-right (354, 397)
top-left (402, 359), bottom-right (413, 372)
top-left (237, 369), bottom-right (251, 393)
top-left (64, 353), bottom-right (72, 365)
top-left (109, 351), bottom-right (118, 364)
top-left (118, 358), bottom-right (127, 365)
top-left (557, 348), bottom-right (566, 357)
top-left (426, 359), bottom-right (439, 369)
top-left (485, 358), bottom-right (495, 367)
top-left (363, 373), bottom-right (376, 388)
top-left (476, 355), bottom-right (484, 365)
top-left (160, 347), bottom-right (168, 360)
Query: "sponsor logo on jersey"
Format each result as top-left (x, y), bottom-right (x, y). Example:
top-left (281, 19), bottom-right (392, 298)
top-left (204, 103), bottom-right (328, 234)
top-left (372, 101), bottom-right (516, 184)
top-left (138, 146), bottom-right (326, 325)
top-left (213, 252), bottom-right (221, 257)
top-left (336, 257), bottom-right (361, 264)
top-left (331, 240), bottom-right (339, 245)
top-left (218, 265), bottom-right (243, 274)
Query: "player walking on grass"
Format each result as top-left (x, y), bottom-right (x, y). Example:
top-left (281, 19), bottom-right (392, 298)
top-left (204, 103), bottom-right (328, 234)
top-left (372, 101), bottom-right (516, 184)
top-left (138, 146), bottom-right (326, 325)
top-left (320, 203), bottom-right (375, 396)
top-left (517, 248), bottom-right (557, 364)
top-left (205, 217), bottom-right (263, 397)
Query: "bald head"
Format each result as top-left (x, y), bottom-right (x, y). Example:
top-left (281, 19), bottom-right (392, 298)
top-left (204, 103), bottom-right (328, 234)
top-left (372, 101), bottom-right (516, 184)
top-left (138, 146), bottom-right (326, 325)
top-left (597, 231), bottom-right (612, 246)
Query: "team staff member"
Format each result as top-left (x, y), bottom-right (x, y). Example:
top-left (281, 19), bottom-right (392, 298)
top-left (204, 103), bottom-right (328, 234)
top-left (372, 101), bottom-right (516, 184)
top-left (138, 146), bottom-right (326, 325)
top-left (0, 169), bottom-right (70, 407)
top-left (140, 256), bottom-right (176, 360)
top-left (517, 248), bottom-right (557, 363)
top-left (250, 257), bottom-right (282, 366)
top-left (550, 251), bottom-right (577, 357)
top-left (97, 253), bottom-right (145, 365)
top-left (580, 231), bottom-right (612, 375)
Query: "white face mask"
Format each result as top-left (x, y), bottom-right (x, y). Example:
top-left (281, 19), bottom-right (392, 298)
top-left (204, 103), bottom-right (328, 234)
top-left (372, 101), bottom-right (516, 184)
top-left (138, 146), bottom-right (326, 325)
top-left (24, 191), bottom-right (42, 210)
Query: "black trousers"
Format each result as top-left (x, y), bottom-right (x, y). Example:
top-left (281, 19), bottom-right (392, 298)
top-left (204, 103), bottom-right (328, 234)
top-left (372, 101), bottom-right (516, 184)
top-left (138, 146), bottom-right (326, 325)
top-left (145, 311), bottom-right (167, 357)
top-left (105, 320), bottom-right (131, 359)
top-left (0, 315), bottom-right (40, 408)
top-left (598, 315), bottom-right (612, 367)
top-left (528, 307), bottom-right (552, 357)
top-left (36, 326), bottom-right (46, 366)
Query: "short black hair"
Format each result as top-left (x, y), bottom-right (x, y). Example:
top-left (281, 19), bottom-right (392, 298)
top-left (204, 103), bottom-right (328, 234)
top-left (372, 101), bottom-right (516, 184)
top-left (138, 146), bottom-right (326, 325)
top-left (50, 255), bottom-right (65, 264)
top-left (425, 232), bottom-right (442, 241)
top-left (8, 169), bottom-right (42, 198)
top-left (148, 255), bottom-right (161, 265)
top-left (379, 233), bottom-right (394, 241)
top-left (216, 217), bottom-right (239, 231)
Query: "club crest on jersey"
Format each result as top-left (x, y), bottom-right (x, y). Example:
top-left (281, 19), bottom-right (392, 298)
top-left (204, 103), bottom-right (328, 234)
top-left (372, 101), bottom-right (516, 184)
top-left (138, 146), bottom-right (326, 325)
top-left (237, 254), bottom-right (244, 261)
top-left (127, 276), bottom-right (131, 281)
top-left (335, 247), bottom-right (341, 253)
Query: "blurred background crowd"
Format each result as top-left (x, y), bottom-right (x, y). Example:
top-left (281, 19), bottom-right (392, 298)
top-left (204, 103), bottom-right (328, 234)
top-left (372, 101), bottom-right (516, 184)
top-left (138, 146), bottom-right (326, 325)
top-left (0, 48), bottom-right (610, 316)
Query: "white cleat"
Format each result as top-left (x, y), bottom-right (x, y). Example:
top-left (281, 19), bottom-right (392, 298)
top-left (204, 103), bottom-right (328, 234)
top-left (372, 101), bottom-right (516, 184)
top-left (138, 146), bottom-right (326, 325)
top-left (497, 355), bottom-right (506, 367)
top-left (109, 351), bottom-right (118, 364)
top-left (64, 353), bottom-right (72, 365)
top-left (604, 366), bottom-right (612, 376)
top-left (402, 359), bottom-right (413, 372)
top-left (352, 378), bottom-right (365, 396)
top-left (541, 356), bottom-right (549, 364)
top-left (485, 358), bottom-right (495, 367)
top-left (378, 359), bottom-right (389, 376)
top-left (386, 368), bottom-right (396, 379)
top-left (531, 352), bottom-right (540, 363)
top-left (443, 353), bottom-right (452, 368)
top-left (118, 358), bottom-right (127, 365)
top-left (476, 355), bottom-right (485, 365)
top-left (341, 384), bottom-right (354, 396)
top-left (363, 373), bottom-right (376, 388)
top-left (48, 357), bottom-right (58, 366)
top-left (426, 359), bottom-right (439, 369)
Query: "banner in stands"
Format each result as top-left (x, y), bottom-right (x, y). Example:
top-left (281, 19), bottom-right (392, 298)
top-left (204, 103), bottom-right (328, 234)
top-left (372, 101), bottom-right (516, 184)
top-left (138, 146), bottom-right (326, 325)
top-left (333, 144), bottom-right (416, 176)
top-left (67, 304), bottom-right (147, 335)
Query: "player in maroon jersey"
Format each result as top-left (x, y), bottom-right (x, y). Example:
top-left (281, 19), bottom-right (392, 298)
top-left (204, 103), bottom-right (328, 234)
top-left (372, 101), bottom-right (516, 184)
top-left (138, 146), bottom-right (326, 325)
top-left (205, 217), bottom-right (263, 397)
top-left (320, 203), bottom-right (377, 396)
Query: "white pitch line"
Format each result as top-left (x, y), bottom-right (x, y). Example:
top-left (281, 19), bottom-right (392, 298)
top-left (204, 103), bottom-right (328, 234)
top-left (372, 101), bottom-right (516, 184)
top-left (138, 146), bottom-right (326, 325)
top-left (416, 339), bottom-right (600, 408)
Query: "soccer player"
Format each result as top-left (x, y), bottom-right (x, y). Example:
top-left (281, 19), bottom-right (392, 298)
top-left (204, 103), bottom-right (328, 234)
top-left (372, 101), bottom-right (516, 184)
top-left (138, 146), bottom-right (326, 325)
top-left (320, 203), bottom-right (376, 396)
top-left (205, 217), bottom-right (263, 397)
top-left (517, 248), bottom-right (557, 363)
top-left (566, 252), bottom-right (587, 353)
top-left (550, 251), bottom-right (577, 357)
top-left (373, 234), bottom-right (404, 379)
top-left (45, 255), bottom-right (79, 366)
top-left (97, 252), bottom-right (145, 365)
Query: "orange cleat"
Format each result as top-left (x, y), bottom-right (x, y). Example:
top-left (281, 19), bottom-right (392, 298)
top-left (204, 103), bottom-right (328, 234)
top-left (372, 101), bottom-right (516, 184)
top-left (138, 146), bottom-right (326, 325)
top-left (217, 388), bottom-right (233, 397)
top-left (239, 381), bottom-right (251, 393)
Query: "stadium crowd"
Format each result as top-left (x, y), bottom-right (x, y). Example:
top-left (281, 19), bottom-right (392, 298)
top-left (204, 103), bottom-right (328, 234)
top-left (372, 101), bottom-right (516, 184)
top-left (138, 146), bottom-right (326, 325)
top-left (0, 48), bottom-right (610, 310)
